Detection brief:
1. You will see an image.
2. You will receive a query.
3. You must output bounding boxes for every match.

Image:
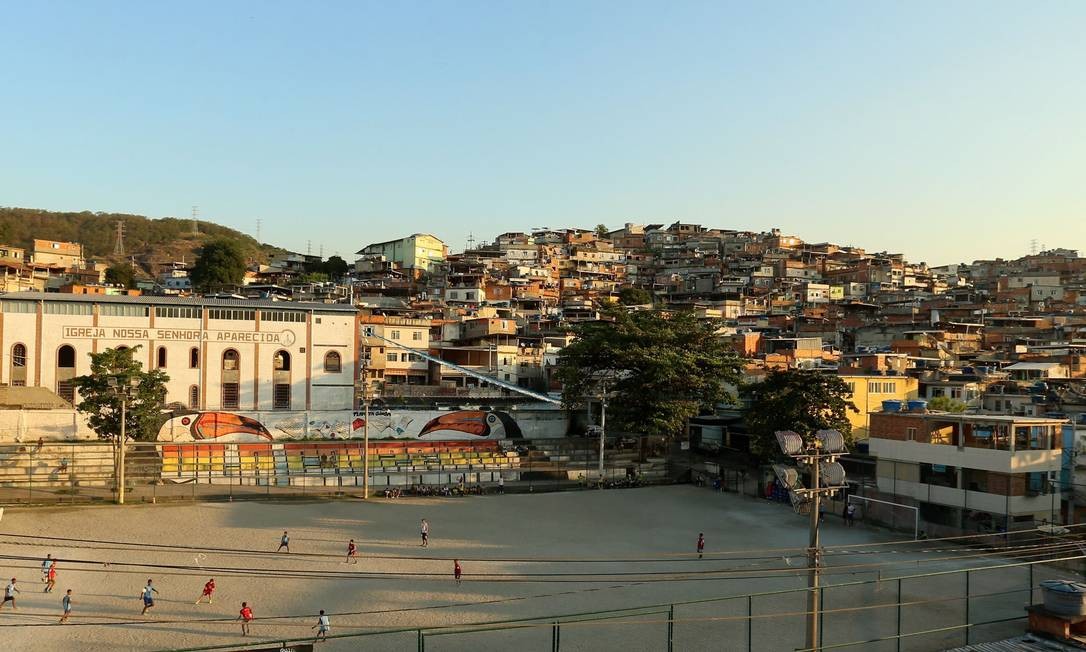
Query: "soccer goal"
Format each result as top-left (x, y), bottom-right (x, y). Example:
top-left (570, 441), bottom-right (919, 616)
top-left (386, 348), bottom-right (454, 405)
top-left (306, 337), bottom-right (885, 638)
top-left (848, 495), bottom-right (920, 540)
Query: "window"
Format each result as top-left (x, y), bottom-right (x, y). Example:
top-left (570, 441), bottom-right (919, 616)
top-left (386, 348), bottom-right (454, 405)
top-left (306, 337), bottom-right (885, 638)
top-left (98, 304), bottom-right (148, 317)
top-left (386, 353), bottom-right (398, 362)
top-left (189, 385), bottom-right (200, 409)
top-left (324, 351), bottom-right (342, 373)
top-left (222, 349), bottom-right (240, 371)
top-left (157, 347), bottom-right (167, 369)
top-left (906, 427), bottom-right (918, 441)
top-left (273, 383), bottom-right (291, 410)
top-left (259, 310), bottom-right (306, 323)
top-left (412, 331), bottom-right (422, 341)
top-left (12, 344), bottom-right (26, 368)
top-left (155, 306), bottom-right (201, 319)
top-left (57, 345), bottom-right (76, 368)
top-left (390, 330), bottom-right (401, 339)
top-left (273, 350), bottom-right (291, 371)
top-left (208, 308), bottom-right (255, 321)
top-left (45, 302), bottom-right (93, 315)
top-left (189, 347), bottom-right (199, 369)
top-left (222, 383), bottom-right (240, 410)
top-left (2, 301), bottom-right (36, 313)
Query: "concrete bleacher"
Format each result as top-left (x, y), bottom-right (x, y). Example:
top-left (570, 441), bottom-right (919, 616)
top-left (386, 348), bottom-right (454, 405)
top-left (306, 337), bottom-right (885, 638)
top-left (0, 442), bottom-right (115, 489)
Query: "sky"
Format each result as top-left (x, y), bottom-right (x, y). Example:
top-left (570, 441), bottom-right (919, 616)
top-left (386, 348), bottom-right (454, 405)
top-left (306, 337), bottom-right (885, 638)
top-left (1, 1), bottom-right (1084, 265)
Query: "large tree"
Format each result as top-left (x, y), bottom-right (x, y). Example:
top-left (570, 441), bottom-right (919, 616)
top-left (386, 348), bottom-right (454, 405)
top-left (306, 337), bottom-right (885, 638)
top-left (104, 263), bottom-right (136, 288)
top-left (745, 369), bottom-right (858, 460)
top-left (556, 304), bottom-right (742, 438)
top-left (618, 287), bottom-right (652, 306)
top-left (191, 238), bottom-right (247, 291)
top-left (72, 347), bottom-right (170, 442)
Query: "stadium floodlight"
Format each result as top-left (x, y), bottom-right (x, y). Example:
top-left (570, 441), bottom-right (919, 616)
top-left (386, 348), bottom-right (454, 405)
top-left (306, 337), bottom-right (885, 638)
top-left (820, 461), bottom-right (847, 487)
top-left (815, 429), bottom-right (847, 454)
top-left (772, 464), bottom-right (803, 491)
top-left (775, 430), bottom-right (806, 457)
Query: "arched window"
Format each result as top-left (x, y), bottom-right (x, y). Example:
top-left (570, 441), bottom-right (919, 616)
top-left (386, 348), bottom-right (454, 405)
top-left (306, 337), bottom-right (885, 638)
top-left (56, 345), bottom-right (76, 403)
top-left (324, 351), bottom-right (342, 373)
top-left (57, 345), bottom-right (76, 368)
top-left (189, 347), bottom-right (199, 369)
top-left (273, 350), bottom-right (291, 371)
top-left (221, 349), bottom-right (240, 409)
top-left (189, 385), bottom-right (200, 409)
top-left (222, 349), bottom-right (239, 371)
top-left (157, 346), bottom-right (167, 369)
top-left (10, 343), bottom-right (27, 387)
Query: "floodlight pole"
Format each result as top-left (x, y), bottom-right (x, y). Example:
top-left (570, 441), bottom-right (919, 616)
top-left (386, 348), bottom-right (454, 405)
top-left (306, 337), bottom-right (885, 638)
top-left (118, 396), bottom-right (127, 505)
top-left (806, 444), bottom-right (821, 652)
top-left (597, 391), bottom-right (607, 486)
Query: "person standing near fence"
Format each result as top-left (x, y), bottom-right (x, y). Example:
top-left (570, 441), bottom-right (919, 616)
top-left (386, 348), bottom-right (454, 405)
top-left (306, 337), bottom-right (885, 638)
top-left (139, 579), bottom-right (158, 615)
top-left (59, 589), bottom-right (73, 623)
top-left (498, 475), bottom-right (504, 494)
top-left (696, 533), bottom-right (705, 559)
top-left (845, 503), bottom-right (856, 527)
top-left (420, 519), bottom-right (429, 547)
top-left (313, 609), bottom-right (330, 641)
top-left (277, 531), bottom-right (290, 553)
top-left (238, 601), bottom-right (254, 636)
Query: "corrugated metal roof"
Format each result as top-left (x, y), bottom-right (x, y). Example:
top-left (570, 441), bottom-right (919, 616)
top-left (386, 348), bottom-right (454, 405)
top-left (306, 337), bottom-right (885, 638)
top-left (0, 292), bottom-right (356, 312)
top-left (944, 633), bottom-right (1085, 651)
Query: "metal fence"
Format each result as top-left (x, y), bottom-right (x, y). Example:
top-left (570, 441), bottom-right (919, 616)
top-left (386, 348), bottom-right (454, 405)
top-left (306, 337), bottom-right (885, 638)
top-left (0, 436), bottom-right (675, 506)
top-left (168, 556), bottom-right (1083, 652)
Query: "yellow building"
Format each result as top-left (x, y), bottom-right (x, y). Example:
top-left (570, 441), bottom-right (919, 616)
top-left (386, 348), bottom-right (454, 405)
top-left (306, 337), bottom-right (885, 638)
top-left (355, 234), bottom-right (446, 274)
top-left (839, 374), bottom-right (919, 439)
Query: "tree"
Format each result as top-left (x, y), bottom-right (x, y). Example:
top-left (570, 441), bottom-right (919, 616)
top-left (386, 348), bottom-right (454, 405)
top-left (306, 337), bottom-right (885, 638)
top-left (595, 224), bottom-right (609, 239)
top-left (324, 255), bottom-right (349, 279)
top-left (104, 263), bottom-right (136, 288)
top-left (72, 346), bottom-right (169, 442)
top-left (556, 304), bottom-right (742, 439)
top-left (618, 287), bottom-right (653, 306)
top-left (927, 396), bottom-right (967, 413)
top-left (191, 239), bottom-right (247, 291)
top-left (745, 369), bottom-right (859, 460)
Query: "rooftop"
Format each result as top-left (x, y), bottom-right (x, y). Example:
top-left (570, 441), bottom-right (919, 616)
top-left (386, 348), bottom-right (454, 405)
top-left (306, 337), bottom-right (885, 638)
top-left (0, 291), bottom-right (357, 313)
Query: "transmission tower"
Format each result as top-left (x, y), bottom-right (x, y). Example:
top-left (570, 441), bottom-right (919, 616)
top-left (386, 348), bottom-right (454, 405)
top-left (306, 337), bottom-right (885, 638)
top-left (466, 232), bottom-right (475, 251)
top-left (113, 221), bottom-right (126, 256)
top-left (1029, 239), bottom-right (1038, 255)
top-left (256, 218), bottom-right (262, 243)
top-left (191, 206), bottom-right (199, 235)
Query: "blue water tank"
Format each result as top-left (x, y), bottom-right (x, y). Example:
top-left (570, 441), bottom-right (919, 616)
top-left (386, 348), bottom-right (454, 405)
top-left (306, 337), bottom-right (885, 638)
top-left (882, 400), bottom-right (903, 413)
top-left (907, 399), bottom-right (928, 412)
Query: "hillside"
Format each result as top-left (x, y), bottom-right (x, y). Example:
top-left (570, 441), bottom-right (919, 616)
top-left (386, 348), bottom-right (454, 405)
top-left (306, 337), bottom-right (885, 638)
top-left (0, 207), bottom-right (273, 274)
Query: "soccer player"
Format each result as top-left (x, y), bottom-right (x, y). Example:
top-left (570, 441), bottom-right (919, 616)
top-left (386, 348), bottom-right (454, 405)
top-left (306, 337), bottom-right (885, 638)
top-left (59, 589), bottom-right (73, 623)
top-left (313, 609), bottom-right (331, 641)
top-left (0, 578), bottom-right (18, 610)
top-left (44, 563), bottom-right (56, 593)
top-left (140, 579), bottom-right (159, 615)
top-left (195, 578), bottom-right (215, 605)
top-left (420, 519), bottom-right (429, 547)
top-left (346, 539), bottom-right (358, 564)
top-left (238, 601), bottom-right (254, 636)
top-left (697, 533), bottom-right (705, 559)
top-left (277, 531), bottom-right (290, 553)
top-left (454, 559), bottom-right (462, 586)
top-left (41, 554), bottom-right (54, 582)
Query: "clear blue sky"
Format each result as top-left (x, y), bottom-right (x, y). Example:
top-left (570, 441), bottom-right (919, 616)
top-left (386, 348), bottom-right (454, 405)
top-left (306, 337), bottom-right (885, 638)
top-left (1, 1), bottom-right (1083, 265)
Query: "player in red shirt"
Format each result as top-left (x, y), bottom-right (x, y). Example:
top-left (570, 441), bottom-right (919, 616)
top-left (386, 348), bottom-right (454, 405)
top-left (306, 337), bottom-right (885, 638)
top-left (45, 565), bottom-right (57, 593)
top-left (195, 578), bottom-right (215, 605)
top-left (238, 602), bottom-right (254, 635)
top-left (346, 539), bottom-right (358, 564)
top-left (454, 559), bottom-right (462, 586)
top-left (696, 533), bottom-right (705, 559)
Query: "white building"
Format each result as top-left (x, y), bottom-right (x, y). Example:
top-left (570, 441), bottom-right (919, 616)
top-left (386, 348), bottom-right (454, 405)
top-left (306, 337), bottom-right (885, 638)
top-left (0, 292), bottom-right (356, 413)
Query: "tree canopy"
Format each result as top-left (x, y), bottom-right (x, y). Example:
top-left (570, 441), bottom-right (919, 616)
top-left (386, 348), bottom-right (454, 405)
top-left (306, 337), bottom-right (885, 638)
top-left (191, 238), bottom-right (247, 291)
top-left (556, 304), bottom-right (743, 439)
top-left (303, 255), bottom-right (349, 280)
top-left (927, 396), bottom-right (967, 413)
top-left (595, 224), bottom-right (610, 239)
top-left (72, 347), bottom-right (170, 442)
top-left (745, 369), bottom-right (859, 460)
top-left (618, 287), bottom-right (653, 306)
top-left (104, 263), bottom-right (136, 288)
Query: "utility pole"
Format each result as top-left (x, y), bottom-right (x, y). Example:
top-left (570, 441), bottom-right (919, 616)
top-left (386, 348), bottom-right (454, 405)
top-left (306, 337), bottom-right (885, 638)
top-left (362, 354), bottom-right (371, 500)
top-left (597, 389), bottom-right (607, 486)
top-left (109, 377), bottom-right (139, 505)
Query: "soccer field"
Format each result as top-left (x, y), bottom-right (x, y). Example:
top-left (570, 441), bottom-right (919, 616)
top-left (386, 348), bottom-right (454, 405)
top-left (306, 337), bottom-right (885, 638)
top-left (0, 486), bottom-right (1078, 651)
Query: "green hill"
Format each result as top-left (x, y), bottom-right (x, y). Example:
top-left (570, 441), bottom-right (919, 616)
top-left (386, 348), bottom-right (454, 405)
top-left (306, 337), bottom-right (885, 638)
top-left (0, 207), bottom-right (272, 272)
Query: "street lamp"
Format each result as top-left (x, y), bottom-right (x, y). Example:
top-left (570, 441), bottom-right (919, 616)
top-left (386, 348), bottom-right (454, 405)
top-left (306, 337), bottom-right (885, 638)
top-left (774, 429), bottom-right (850, 652)
top-left (107, 377), bottom-right (140, 505)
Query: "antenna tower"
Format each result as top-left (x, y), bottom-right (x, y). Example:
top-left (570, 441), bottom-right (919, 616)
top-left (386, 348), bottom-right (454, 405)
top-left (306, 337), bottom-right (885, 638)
top-left (466, 232), bottom-right (475, 251)
top-left (191, 206), bottom-right (199, 235)
top-left (256, 218), bottom-right (262, 243)
top-left (1029, 239), bottom-right (1038, 255)
top-left (113, 221), bottom-right (126, 256)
